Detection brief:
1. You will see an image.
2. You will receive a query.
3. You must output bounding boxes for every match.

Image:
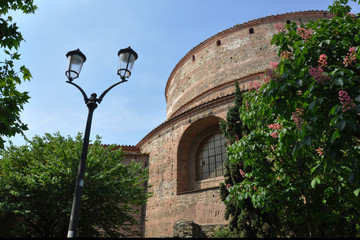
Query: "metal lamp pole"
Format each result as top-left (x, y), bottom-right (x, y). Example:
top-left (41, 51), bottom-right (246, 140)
top-left (65, 47), bottom-right (138, 238)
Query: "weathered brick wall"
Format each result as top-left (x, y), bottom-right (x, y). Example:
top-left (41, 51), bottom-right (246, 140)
top-left (122, 150), bottom-right (149, 237)
top-left (139, 100), bottom-right (232, 237)
top-left (165, 26), bottom-right (277, 119)
top-left (134, 11), bottom-right (331, 238)
top-left (165, 11), bottom-right (331, 120)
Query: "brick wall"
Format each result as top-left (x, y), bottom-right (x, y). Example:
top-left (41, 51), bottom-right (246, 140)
top-left (165, 11), bottom-right (331, 120)
top-left (122, 148), bottom-right (149, 237)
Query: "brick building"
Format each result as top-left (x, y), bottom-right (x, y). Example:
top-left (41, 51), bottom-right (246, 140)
top-left (121, 11), bottom-right (330, 238)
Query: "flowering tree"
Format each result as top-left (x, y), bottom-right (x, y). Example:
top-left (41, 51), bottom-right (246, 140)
top-left (219, 83), bottom-right (279, 237)
top-left (226, 0), bottom-right (360, 237)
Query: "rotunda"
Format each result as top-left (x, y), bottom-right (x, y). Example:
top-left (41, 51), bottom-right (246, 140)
top-left (124, 10), bottom-right (331, 237)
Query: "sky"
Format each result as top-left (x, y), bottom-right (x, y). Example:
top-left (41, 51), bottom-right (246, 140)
top-left (4, 0), bottom-right (360, 148)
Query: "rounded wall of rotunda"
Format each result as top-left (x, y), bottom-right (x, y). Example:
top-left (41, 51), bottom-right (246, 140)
top-left (164, 11), bottom-right (331, 120)
top-left (137, 11), bottom-right (332, 237)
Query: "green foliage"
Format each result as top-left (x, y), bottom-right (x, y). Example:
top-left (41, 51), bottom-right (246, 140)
top-left (0, 132), bottom-right (151, 238)
top-left (225, 0), bottom-right (360, 237)
top-left (219, 82), bottom-right (244, 237)
top-left (0, 0), bottom-right (37, 148)
top-left (219, 82), bottom-right (278, 237)
top-left (220, 82), bottom-right (245, 144)
top-left (212, 225), bottom-right (238, 238)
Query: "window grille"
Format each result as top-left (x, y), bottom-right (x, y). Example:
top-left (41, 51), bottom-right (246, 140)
top-left (196, 132), bottom-right (227, 180)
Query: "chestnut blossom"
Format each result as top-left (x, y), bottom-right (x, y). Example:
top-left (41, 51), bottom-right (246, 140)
top-left (280, 51), bottom-right (293, 60)
top-left (318, 54), bottom-right (328, 68)
top-left (261, 73), bottom-right (271, 84)
top-left (343, 47), bottom-right (357, 67)
top-left (270, 62), bottom-right (279, 69)
top-left (239, 169), bottom-right (245, 178)
top-left (268, 123), bottom-right (282, 138)
top-left (309, 66), bottom-right (328, 84)
top-left (339, 90), bottom-right (356, 112)
top-left (268, 123), bottom-right (282, 130)
top-left (297, 27), bottom-right (313, 42)
top-left (274, 23), bottom-right (285, 33)
top-left (270, 132), bottom-right (279, 138)
top-left (261, 68), bottom-right (277, 83)
top-left (316, 147), bottom-right (324, 156)
top-left (249, 81), bottom-right (261, 91)
top-left (292, 108), bottom-right (304, 129)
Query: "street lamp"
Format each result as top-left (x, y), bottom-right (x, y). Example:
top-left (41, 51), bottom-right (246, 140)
top-left (65, 47), bottom-right (138, 238)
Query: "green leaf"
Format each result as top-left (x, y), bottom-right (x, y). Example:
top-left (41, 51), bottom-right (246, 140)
top-left (348, 172), bottom-right (355, 183)
top-left (331, 129), bottom-right (340, 143)
top-left (335, 78), bottom-right (344, 86)
top-left (355, 96), bottom-right (360, 103)
top-left (311, 177), bottom-right (321, 188)
top-left (308, 98), bottom-right (324, 113)
top-left (354, 189), bottom-right (360, 197)
top-left (309, 100), bottom-right (316, 112)
top-left (251, 193), bottom-right (257, 204)
top-left (302, 46), bottom-right (308, 54)
top-left (304, 136), bottom-right (311, 146)
top-left (309, 116), bottom-right (318, 123)
top-left (338, 69), bottom-right (345, 76)
top-left (329, 105), bottom-right (337, 116)
top-left (324, 39), bottom-right (331, 45)
top-left (310, 164), bottom-right (320, 174)
top-left (336, 120), bottom-right (346, 131)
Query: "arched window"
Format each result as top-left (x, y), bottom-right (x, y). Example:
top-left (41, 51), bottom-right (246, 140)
top-left (196, 132), bottom-right (226, 180)
top-left (177, 116), bottom-right (226, 194)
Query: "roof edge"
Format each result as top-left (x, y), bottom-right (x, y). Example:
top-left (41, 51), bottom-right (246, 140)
top-left (101, 144), bottom-right (141, 153)
top-left (136, 93), bottom-right (236, 149)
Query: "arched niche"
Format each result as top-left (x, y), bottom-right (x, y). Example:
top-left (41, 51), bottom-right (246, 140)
top-left (177, 116), bottom-right (225, 194)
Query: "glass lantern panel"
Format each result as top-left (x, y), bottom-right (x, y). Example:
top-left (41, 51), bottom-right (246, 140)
top-left (66, 55), bottom-right (84, 79)
top-left (118, 53), bottom-right (136, 79)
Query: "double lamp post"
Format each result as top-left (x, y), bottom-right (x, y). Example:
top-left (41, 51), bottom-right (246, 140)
top-left (64, 47), bottom-right (138, 238)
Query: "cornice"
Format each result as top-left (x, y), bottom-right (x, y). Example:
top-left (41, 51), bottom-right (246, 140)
top-left (136, 92), bottom-right (236, 149)
top-left (101, 144), bottom-right (141, 153)
top-left (168, 72), bottom-right (261, 119)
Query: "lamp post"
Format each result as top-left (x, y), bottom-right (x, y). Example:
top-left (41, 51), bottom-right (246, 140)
top-left (65, 47), bottom-right (138, 238)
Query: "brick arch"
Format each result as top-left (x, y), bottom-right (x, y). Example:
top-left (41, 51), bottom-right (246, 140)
top-left (177, 116), bottom-right (224, 194)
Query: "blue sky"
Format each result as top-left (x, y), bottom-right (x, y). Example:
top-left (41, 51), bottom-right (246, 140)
top-left (5, 0), bottom-right (360, 147)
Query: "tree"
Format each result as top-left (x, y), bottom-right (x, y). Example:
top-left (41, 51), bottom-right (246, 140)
top-left (219, 82), bottom-right (278, 238)
top-left (219, 82), bottom-right (245, 236)
top-left (226, 0), bottom-right (360, 237)
top-left (0, 0), bottom-right (37, 149)
top-left (0, 132), bottom-right (151, 238)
